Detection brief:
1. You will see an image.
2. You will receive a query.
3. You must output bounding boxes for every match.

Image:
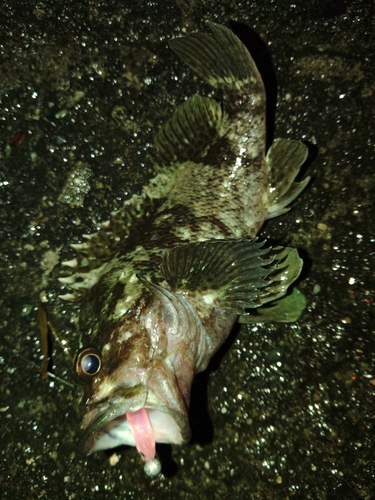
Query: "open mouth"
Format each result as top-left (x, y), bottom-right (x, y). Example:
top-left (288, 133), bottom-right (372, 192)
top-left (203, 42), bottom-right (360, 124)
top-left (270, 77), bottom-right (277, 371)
top-left (80, 364), bottom-right (192, 476)
top-left (82, 405), bottom-right (187, 457)
top-left (84, 407), bottom-right (175, 477)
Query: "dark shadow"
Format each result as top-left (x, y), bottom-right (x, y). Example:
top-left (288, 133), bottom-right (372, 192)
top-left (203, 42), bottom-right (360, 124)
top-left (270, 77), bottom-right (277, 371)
top-left (299, 140), bottom-right (319, 180)
top-left (156, 443), bottom-right (178, 477)
top-left (188, 322), bottom-right (241, 445)
top-left (296, 247), bottom-right (312, 282)
top-left (296, 0), bottom-right (353, 19)
top-left (188, 370), bottom-right (213, 445)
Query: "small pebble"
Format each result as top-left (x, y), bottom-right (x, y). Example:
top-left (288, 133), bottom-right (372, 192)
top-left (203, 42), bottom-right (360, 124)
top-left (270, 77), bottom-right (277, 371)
top-left (109, 453), bottom-right (120, 466)
top-left (265, 347), bottom-right (284, 361)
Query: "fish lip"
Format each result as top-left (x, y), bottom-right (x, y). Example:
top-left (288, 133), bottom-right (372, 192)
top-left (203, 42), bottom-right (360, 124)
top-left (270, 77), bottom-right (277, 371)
top-left (80, 383), bottom-right (148, 455)
top-left (80, 383), bottom-right (191, 455)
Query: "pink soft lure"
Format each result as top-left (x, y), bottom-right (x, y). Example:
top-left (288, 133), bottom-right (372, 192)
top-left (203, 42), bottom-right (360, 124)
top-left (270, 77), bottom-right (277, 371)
top-left (126, 408), bottom-right (156, 462)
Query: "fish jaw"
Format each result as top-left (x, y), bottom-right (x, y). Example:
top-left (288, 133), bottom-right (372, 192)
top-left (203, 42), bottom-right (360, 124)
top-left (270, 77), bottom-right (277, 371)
top-left (80, 360), bottom-right (192, 456)
top-left (83, 407), bottom-right (189, 456)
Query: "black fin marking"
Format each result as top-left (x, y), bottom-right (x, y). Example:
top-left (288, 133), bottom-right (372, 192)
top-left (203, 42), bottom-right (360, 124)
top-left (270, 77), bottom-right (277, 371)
top-left (160, 240), bottom-right (303, 314)
top-left (239, 288), bottom-right (307, 323)
top-left (169, 22), bottom-right (263, 95)
top-left (266, 139), bottom-right (310, 219)
top-left (154, 94), bottom-right (225, 167)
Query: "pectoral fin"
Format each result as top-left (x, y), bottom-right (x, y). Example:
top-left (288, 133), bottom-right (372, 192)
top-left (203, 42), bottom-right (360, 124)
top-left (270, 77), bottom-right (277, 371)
top-left (160, 240), bottom-right (303, 315)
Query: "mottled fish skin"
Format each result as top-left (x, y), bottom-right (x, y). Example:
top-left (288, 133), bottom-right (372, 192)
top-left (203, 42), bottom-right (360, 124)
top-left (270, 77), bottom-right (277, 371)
top-left (60, 22), bottom-right (309, 466)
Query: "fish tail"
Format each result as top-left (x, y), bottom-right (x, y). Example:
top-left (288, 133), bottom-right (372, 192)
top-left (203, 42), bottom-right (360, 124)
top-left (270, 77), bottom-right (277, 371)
top-left (169, 22), bottom-right (264, 97)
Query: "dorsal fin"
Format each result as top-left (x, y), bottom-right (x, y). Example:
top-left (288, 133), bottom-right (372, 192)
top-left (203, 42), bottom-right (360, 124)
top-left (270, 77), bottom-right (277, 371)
top-left (153, 94), bottom-right (226, 167)
top-left (59, 187), bottom-right (166, 300)
top-left (62, 193), bottom-right (153, 270)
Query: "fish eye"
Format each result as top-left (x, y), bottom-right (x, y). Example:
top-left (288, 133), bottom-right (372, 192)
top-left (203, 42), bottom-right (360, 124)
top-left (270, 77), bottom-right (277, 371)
top-left (75, 347), bottom-right (102, 380)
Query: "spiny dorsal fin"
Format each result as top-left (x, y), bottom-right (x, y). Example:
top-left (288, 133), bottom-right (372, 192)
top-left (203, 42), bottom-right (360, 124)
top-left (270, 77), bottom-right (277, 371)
top-left (59, 190), bottom-right (163, 301)
top-left (170, 22), bottom-right (263, 94)
top-left (154, 94), bottom-right (226, 167)
top-left (160, 239), bottom-right (303, 314)
top-left (61, 193), bottom-right (153, 272)
top-left (266, 139), bottom-right (310, 219)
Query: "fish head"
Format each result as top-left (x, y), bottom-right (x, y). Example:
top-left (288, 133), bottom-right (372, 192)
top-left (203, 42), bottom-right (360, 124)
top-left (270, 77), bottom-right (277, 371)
top-left (75, 274), bottom-right (206, 460)
top-left (72, 237), bottom-right (304, 465)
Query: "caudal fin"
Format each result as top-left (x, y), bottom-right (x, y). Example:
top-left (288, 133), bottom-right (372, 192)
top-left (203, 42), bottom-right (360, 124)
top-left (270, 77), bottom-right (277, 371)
top-left (169, 22), bottom-right (264, 96)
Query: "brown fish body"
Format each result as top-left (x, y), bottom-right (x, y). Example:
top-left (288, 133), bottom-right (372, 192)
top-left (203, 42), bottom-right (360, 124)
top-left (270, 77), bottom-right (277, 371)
top-left (60, 22), bottom-right (309, 474)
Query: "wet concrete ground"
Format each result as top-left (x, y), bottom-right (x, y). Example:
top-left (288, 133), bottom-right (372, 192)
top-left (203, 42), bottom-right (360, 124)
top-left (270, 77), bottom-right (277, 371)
top-left (0, 1), bottom-right (374, 498)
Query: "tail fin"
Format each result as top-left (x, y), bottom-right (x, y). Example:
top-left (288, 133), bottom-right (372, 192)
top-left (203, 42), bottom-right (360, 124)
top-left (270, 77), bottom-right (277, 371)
top-left (169, 22), bottom-right (264, 96)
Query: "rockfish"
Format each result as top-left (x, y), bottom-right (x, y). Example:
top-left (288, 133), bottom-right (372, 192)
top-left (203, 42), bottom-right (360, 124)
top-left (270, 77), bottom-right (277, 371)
top-left (60, 22), bottom-right (309, 476)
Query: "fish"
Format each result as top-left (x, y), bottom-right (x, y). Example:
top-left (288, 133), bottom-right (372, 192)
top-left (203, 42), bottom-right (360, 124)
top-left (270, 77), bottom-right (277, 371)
top-left (59, 22), bottom-right (310, 477)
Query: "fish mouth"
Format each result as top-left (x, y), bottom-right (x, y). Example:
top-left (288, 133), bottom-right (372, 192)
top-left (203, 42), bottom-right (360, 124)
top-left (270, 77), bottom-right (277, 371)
top-left (81, 382), bottom-right (191, 457)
